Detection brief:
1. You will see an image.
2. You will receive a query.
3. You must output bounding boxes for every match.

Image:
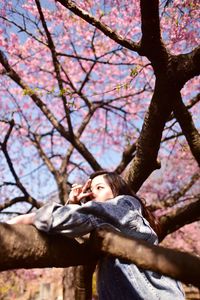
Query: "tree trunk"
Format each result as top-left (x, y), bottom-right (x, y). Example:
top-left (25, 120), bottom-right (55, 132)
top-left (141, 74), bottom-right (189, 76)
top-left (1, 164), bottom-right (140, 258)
top-left (62, 264), bottom-right (96, 300)
top-left (62, 267), bottom-right (76, 300)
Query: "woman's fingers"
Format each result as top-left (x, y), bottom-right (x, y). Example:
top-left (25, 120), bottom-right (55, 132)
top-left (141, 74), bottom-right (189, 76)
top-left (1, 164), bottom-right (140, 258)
top-left (82, 179), bottom-right (92, 193)
top-left (68, 183), bottom-right (85, 204)
top-left (71, 180), bottom-right (91, 195)
top-left (68, 179), bottom-right (92, 204)
top-left (71, 184), bottom-right (83, 190)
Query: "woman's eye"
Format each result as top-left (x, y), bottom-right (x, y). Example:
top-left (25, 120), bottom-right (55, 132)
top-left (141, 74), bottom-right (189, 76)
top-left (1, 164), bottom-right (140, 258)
top-left (97, 186), bottom-right (103, 190)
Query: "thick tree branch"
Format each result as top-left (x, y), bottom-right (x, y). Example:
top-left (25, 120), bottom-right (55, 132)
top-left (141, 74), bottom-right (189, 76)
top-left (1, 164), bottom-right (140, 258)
top-left (93, 228), bottom-right (200, 288)
top-left (123, 1), bottom-right (194, 189)
top-left (0, 223), bottom-right (94, 270)
top-left (166, 93), bottom-right (200, 124)
top-left (125, 79), bottom-right (177, 192)
top-left (159, 198), bottom-right (200, 241)
top-left (139, 0), bottom-right (168, 68)
top-left (56, 0), bottom-right (140, 52)
top-left (0, 224), bottom-right (200, 287)
top-left (173, 92), bottom-right (200, 166)
top-left (171, 45), bottom-right (200, 88)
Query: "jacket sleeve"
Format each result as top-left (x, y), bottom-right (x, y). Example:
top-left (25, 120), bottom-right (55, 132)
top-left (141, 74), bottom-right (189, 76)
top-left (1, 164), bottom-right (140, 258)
top-left (33, 202), bottom-right (99, 238)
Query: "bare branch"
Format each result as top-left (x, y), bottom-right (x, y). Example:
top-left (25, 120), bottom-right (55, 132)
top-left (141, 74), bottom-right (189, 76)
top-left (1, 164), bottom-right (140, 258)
top-left (1, 119), bottom-right (15, 146)
top-left (31, 134), bottom-right (57, 177)
top-left (159, 197), bottom-right (200, 241)
top-left (0, 15), bottom-right (47, 46)
top-left (56, 0), bottom-right (140, 52)
top-left (161, 132), bottom-right (183, 142)
top-left (150, 171), bottom-right (200, 210)
top-left (60, 106), bottom-right (97, 174)
top-left (0, 197), bottom-right (41, 211)
top-left (187, 92), bottom-right (200, 109)
top-left (78, 62), bottom-right (96, 94)
top-left (31, 133), bottom-right (69, 204)
top-left (35, 0), bottom-right (73, 133)
top-left (0, 120), bottom-right (39, 207)
top-left (60, 67), bottom-right (92, 109)
top-left (0, 50), bottom-right (101, 170)
top-left (115, 143), bottom-right (137, 174)
top-left (57, 50), bottom-right (137, 66)
top-left (166, 172), bottom-right (200, 205)
top-left (0, 50), bottom-right (68, 136)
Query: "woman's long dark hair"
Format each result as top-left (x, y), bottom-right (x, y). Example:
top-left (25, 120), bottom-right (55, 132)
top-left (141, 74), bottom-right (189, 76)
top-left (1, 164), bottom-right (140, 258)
top-left (90, 170), bottom-right (161, 237)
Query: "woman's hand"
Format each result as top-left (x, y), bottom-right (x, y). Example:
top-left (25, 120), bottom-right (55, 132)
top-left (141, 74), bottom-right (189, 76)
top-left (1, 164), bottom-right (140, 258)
top-left (68, 179), bottom-right (93, 204)
top-left (6, 213), bottom-right (36, 225)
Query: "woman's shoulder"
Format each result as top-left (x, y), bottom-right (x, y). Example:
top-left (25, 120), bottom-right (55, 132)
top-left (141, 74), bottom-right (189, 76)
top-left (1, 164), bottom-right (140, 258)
top-left (112, 195), bottom-right (142, 210)
top-left (83, 195), bottom-right (142, 213)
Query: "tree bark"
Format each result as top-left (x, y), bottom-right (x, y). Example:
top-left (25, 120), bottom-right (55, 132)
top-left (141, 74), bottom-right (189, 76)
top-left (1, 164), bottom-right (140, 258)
top-left (0, 223), bottom-right (200, 288)
top-left (62, 265), bottom-right (95, 300)
top-left (159, 198), bottom-right (200, 241)
top-left (92, 227), bottom-right (200, 288)
top-left (62, 267), bottom-right (76, 300)
top-left (0, 223), bottom-right (96, 270)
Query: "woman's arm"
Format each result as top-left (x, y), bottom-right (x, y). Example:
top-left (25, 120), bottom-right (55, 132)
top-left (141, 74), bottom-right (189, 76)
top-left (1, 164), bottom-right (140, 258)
top-left (33, 202), bottom-right (97, 237)
top-left (5, 181), bottom-right (91, 225)
top-left (6, 213), bottom-right (36, 225)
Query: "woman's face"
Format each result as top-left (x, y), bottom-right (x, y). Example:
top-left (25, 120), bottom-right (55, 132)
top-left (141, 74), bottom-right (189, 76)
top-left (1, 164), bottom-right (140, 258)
top-left (90, 175), bottom-right (114, 202)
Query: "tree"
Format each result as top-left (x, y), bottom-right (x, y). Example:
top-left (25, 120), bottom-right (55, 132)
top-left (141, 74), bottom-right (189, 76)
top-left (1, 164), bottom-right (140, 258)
top-left (0, 0), bottom-right (200, 297)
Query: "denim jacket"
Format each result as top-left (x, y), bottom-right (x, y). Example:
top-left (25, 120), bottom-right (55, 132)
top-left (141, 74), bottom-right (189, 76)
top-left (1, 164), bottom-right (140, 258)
top-left (34, 195), bottom-right (185, 300)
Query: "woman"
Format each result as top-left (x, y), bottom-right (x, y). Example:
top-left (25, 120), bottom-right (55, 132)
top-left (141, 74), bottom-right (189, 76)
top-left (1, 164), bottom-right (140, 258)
top-left (8, 171), bottom-right (185, 300)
